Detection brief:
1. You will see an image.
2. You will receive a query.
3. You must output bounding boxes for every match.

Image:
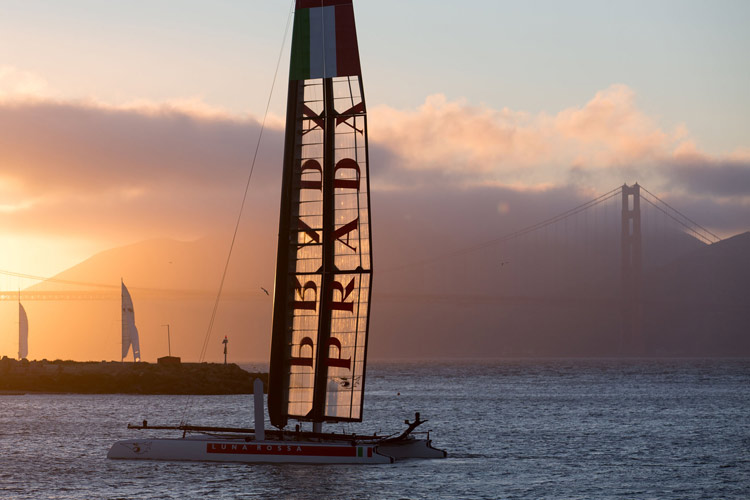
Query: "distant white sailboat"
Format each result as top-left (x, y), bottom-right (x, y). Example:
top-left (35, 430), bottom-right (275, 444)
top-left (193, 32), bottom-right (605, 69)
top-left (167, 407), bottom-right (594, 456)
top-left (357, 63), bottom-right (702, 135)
top-left (121, 280), bottom-right (141, 362)
top-left (18, 301), bottom-right (28, 360)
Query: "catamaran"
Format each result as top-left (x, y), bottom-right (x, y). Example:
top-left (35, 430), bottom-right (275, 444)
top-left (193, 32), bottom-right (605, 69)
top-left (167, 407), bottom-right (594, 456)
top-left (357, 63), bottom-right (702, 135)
top-left (108, 0), bottom-right (446, 464)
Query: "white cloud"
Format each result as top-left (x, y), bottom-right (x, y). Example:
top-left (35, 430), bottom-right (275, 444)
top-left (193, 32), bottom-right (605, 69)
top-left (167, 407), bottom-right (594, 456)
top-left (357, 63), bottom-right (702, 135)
top-left (0, 66), bottom-right (56, 100)
top-left (370, 84), bottom-right (699, 192)
top-left (0, 84), bottom-right (747, 245)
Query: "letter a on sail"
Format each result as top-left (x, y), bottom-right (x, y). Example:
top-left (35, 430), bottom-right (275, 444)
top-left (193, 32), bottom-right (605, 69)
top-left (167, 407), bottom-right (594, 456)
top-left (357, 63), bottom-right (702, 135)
top-left (121, 280), bottom-right (141, 362)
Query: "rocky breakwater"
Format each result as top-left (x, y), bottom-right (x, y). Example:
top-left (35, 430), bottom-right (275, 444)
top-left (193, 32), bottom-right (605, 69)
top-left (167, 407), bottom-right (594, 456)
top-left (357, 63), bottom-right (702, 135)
top-left (0, 357), bottom-right (267, 395)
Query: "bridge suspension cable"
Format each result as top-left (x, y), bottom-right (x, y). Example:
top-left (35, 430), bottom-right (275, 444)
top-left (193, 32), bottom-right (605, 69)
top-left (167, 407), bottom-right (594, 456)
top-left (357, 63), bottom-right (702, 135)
top-left (0, 268), bottom-right (263, 301)
top-left (382, 186), bottom-right (622, 273)
top-left (639, 186), bottom-right (721, 244)
top-left (0, 269), bottom-right (118, 289)
top-left (382, 183), bottom-right (722, 274)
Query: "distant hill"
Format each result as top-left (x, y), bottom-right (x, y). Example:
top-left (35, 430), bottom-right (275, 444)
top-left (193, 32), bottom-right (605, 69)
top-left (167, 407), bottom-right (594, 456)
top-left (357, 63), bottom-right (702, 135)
top-left (643, 231), bottom-right (750, 355)
top-left (30, 236), bottom-right (259, 294)
top-left (19, 236), bottom-right (275, 363)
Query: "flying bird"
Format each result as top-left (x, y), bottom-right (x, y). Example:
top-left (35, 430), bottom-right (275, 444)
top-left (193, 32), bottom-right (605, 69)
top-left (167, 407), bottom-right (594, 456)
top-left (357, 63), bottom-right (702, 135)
top-left (260, 287), bottom-right (269, 296)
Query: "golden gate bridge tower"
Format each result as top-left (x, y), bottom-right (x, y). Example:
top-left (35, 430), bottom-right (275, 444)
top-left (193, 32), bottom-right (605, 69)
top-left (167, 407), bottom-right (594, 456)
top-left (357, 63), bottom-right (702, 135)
top-left (620, 183), bottom-right (644, 355)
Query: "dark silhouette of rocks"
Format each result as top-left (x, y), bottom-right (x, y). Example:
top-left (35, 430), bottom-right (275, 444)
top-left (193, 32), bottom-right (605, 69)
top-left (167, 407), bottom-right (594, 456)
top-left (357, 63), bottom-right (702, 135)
top-left (0, 357), bottom-right (267, 394)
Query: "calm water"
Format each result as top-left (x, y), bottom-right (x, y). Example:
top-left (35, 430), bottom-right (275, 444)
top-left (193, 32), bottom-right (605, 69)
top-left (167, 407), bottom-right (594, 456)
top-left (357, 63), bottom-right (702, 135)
top-left (1, 359), bottom-right (749, 499)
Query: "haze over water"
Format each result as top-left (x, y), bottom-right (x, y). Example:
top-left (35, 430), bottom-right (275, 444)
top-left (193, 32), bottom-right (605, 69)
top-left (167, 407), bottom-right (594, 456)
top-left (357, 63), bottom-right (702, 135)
top-left (1, 359), bottom-right (748, 499)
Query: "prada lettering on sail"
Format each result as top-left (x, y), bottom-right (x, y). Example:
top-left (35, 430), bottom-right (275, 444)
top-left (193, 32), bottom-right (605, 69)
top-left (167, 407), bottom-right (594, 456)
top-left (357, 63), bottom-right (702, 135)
top-left (269, 0), bottom-right (372, 427)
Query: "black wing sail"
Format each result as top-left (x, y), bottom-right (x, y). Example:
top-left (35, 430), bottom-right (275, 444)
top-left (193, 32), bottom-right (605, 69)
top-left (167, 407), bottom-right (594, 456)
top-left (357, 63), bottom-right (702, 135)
top-left (269, 0), bottom-right (372, 429)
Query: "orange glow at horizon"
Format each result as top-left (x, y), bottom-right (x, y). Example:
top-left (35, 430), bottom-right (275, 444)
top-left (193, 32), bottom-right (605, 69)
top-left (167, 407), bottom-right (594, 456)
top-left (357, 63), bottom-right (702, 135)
top-left (0, 235), bottom-right (102, 290)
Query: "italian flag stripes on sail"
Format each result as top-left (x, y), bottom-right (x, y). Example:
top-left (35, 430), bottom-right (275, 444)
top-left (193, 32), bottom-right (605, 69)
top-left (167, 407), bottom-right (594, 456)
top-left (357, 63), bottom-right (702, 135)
top-left (291, 0), bottom-right (361, 80)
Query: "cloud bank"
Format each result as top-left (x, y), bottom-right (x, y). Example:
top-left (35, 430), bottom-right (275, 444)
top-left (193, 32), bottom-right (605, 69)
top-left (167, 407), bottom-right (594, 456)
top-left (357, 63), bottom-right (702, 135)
top-left (0, 96), bottom-right (283, 241)
top-left (1, 81), bottom-right (748, 246)
top-left (370, 84), bottom-right (750, 197)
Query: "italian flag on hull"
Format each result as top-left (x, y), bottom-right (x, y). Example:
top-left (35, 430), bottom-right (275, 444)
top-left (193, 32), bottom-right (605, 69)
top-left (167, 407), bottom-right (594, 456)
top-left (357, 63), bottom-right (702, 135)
top-left (291, 0), bottom-right (362, 80)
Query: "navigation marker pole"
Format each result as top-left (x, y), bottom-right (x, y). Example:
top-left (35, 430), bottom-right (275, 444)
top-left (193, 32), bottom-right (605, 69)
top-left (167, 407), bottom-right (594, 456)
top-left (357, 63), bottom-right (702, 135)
top-left (222, 336), bottom-right (228, 365)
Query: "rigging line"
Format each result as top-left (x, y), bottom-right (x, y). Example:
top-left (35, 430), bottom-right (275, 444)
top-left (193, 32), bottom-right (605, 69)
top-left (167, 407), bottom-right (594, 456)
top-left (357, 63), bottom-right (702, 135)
top-left (381, 186), bottom-right (621, 274)
top-left (640, 196), bottom-right (714, 245)
top-left (640, 185), bottom-right (721, 242)
top-left (196, 0), bottom-right (294, 362)
top-left (181, 1), bottom-right (296, 426)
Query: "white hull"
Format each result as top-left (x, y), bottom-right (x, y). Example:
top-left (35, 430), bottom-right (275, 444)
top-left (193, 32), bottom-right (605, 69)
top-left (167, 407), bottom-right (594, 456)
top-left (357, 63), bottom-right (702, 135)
top-left (108, 434), bottom-right (445, 464)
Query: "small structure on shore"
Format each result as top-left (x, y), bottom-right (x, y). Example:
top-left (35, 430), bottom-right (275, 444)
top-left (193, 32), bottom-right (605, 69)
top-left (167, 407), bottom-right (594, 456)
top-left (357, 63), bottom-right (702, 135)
top-left (157, 356), bottom-right (181, 366)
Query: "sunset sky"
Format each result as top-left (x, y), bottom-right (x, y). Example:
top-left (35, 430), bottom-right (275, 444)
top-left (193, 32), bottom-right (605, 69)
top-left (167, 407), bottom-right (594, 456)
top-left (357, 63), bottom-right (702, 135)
top-left (1, 1), bottom-right (749, 360)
